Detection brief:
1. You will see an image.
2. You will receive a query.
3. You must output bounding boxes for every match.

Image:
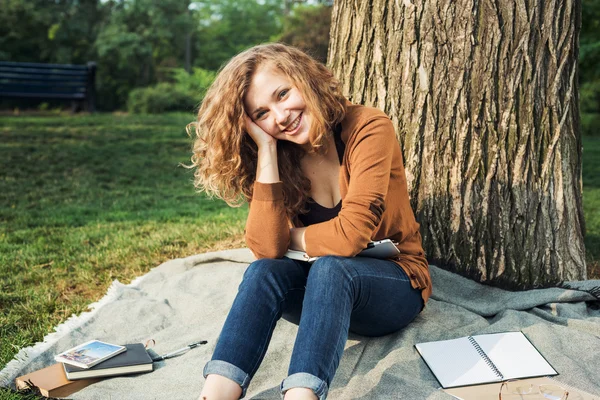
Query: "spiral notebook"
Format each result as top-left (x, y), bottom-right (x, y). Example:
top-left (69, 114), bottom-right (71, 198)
top-left (415, 331), bottom-right (557, 388)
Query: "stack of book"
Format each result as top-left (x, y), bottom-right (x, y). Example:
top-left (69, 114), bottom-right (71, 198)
top-left (15, 340), bottom-right (153, 398)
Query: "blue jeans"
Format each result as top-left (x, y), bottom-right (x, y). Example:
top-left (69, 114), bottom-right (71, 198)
top-left (203, 256), bottom-right (423, 399)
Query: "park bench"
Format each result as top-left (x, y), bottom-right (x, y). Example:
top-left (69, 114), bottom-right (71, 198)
top-left (0, 61), bottom-right (96, 112)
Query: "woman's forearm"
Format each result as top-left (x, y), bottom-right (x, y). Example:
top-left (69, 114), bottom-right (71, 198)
top-left (246, 144), bottom-right (289, 259)
top-left (255, 144), bottom-right (280, 183)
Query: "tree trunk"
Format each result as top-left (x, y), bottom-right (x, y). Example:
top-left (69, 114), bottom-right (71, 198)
top-left (328, 0), bottom-right (586, 288)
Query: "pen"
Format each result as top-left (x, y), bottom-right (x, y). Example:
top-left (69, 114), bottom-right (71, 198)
top-left (152, 340), bottom-right (208, 362)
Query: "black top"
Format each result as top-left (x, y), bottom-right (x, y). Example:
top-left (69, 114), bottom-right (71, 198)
top-left (298, 125), bottom-right (345, 226)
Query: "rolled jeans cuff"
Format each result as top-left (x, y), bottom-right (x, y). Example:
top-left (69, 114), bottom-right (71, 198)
top-left (203, 360), bottom-right (250, 398)
top-left (280, 372), bottom-right (328, 400)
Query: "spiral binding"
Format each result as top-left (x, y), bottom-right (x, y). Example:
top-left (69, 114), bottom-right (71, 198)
top-left (467, 336), bottom-right (504, 380)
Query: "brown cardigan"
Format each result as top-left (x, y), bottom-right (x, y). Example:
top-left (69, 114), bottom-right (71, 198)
top-left (245, 103), bottom-right (432, 304)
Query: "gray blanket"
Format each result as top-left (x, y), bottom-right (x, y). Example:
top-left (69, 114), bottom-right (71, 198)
top-left (2, 248), bottom-right (600, 399)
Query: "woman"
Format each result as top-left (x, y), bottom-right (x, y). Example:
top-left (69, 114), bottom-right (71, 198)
top-left (190, 43), bottom-right (432, 400)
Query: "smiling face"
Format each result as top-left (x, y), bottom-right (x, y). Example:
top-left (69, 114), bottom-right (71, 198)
top-left (243, 64), bottom-right (312, 147)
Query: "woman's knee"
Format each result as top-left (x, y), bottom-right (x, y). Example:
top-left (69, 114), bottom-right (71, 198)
top-left (243, 258), bottom-right (288, 282)
top-left (241, 257), bottom-right (303, 294)
top-left (308, 256), bottom-right (355, 284)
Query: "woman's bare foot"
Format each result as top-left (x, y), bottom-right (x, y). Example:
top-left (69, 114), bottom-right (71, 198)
top-left (199, 374), bottom-right (243, 400)
top-left (283, 387), bottom-right (318, 400)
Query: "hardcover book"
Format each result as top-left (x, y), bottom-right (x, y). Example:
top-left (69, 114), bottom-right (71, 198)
top-left (15, 363), bottom-right (99, 398)
top-left (63, 343), bottom-right (153, 380)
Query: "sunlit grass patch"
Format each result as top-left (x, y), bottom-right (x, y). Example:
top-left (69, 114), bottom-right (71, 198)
top-left (0, 113), bottom-right (247, 374)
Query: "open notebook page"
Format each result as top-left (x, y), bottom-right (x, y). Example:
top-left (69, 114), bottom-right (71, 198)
top-left (472, 332), bottom-right (557, 380)
top-left (415, 337), bottom-right (501, 388)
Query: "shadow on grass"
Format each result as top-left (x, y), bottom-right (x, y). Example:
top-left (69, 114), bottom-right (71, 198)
top-left (583, 136), bottom-right (600, 189)
top-left (586, 233), bottom-right (600, 279)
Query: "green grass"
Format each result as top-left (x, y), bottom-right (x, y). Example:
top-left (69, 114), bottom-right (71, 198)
top-left (0, 113), bottom-right (247, 397)
top-left (583, 135), bottom-right (600, 278)
top-left (0, 113), bottom-right (599, 400)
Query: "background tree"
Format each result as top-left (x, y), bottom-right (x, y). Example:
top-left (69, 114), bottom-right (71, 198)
top-left (0, 0), bottom-right (104, 64)
top-left (580, 0), bottom-right (600, 129)
top-left (277, 3), bottom-right (332, 63)
top-left (94, 0), bottom-right (196, 109)
top-left (193, 0), bottom-right (284, 71)
top-left (328, 0), bottom-right (586, 288)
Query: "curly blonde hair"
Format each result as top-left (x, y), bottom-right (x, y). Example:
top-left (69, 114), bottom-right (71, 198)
top-left (188, 43), bottom-right (347, 217)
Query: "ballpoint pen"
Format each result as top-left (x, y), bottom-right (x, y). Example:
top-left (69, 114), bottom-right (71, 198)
top-left (152, 340), bottom-right (208, 362)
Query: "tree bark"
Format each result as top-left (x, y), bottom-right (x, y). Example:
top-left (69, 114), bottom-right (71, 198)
top-left (328, 0), bottom-right (586, 288)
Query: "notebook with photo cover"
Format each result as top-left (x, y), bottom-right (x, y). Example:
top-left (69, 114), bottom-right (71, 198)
top-left (415, 331), bottom-right (557, 389)
top-left (55, 340), bottom-right (126, 369)
top-left (63, 343), bottom-right (153, 380)
top-left (284, 239), bottom-right (400, 263)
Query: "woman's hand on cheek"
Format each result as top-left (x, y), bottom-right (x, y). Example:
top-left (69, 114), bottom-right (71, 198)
top-left (245, 114), bottom-right (277, 150)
